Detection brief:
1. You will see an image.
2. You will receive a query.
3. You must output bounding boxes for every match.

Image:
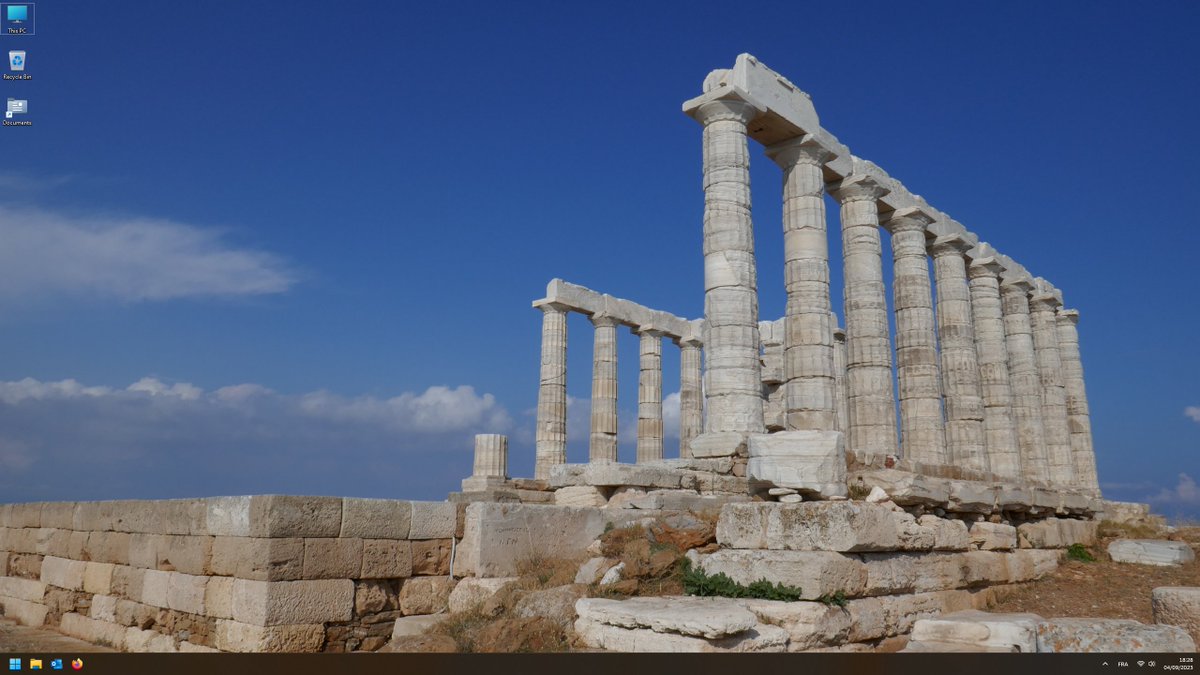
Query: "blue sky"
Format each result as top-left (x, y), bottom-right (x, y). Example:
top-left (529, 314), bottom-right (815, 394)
top-left (0, 1), bottom-right (1196, 519)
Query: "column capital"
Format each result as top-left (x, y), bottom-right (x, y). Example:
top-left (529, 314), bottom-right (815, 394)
top-left (1056, 308), bottom-right (1081, 324)
top-left (674, 336), bottom-right (703, 348)
top-left (1029, 293), bottom-right (1063, 311)
top-left (764, 134), bottom-right (836, 169)
top-left (967, 256), bottom-right (1005, 280)
top-left (829, 174), bottom-right (890, 203)
top-left (590, 313), bottom-right (620, 328)
top-left (1000, 275), bottom-right (1035, 294)
top-left (691, 97), bottom-right (761, 126)
top-left (928, 233), bottom-right (973, 258)
top-left (635, 324), bottom-right (667, 338)
top-left (833, 326), bottom-right (846, 340)
top-left (884, 206), bottom-right (935, 234)
top-left (533, 300), bottom-right (572, 314)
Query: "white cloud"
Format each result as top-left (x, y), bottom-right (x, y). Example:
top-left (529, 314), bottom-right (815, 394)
top-left (1148, 473), bottom-right (1200, 505)
top-left (0, 204), bottom-right (296, 303)
top-left (1185, 406), bottom-right (1200, 423)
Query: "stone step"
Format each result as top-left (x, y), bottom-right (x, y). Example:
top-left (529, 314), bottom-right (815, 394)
top-left (1107, 539), bottom-right (1196, 566)
top-left (1036, 618), bottom-right (1196, 652)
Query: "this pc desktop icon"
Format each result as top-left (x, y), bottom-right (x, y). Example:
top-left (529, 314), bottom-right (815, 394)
top-left (6, 4), bottom-right (25, 21)
top-left (9, 50), bottom-right (24, 71)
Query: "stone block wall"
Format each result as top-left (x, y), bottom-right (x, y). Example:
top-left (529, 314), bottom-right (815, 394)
top-left (0, 496), bottom-right (462, 653)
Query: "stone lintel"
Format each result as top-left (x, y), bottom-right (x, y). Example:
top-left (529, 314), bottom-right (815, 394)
top-left (538, 278), bottom-right (696, 341)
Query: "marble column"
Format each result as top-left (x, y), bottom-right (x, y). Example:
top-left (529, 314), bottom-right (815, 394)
top-left (589, 314), bottom-right (619, 463)
top-left (929, 234), bottom-right (988, 472)
top-left (534, 301), bottom-right (568, 480)
top-left (831, 175), bottom-right (897, 459)
top-left (1000, 277), bottom-right (1050, 482)
top-left (765, 136), bottom-right (837, 432)
top-left (888, 208), bottom-right (947, 465)
top-left (967, 256), bottom-right (1021, 478)
top-left (677, 337), bottom-right (703, 458)
top-left (636, 328), bottom-right (664, 463)
top-left (694, 98), bottom-right (765, 435)
top-left (1029, 288), bottom-right (1075, 487)
top-left (1056, 309), bottom-right (1100, 495)
top-left (833, 324), bottom-right (849, 435)
top-left (472, 434), bottom-right (508, 479)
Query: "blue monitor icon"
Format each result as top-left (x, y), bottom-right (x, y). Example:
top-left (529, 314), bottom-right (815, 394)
top-left (7, 5), bottom-right (27, 21)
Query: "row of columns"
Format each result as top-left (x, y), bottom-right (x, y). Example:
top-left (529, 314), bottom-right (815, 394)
top-left (532, 301), bottom-right (705, 480)
top-left (691, 94), bottom-right (1100, 495)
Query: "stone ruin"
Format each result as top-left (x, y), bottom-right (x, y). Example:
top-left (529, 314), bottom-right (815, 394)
top-left (0, 54), bottom-right (1191, 655)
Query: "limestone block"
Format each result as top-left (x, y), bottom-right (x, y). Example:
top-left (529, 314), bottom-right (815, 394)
top-left (0, 503), bottom-right (10, 527)
top-left (87, 531), bottom-right (132, 565)
top-left (599, 562), bottom-right (624, 585)
top-left (458, 503), bottom-right (660, 578)
top-left (1007, 549), bottom-right (1060, 581)
top-left (917, 515), bottom-right (970, 551)
top-left (716, 501), bottom-right (900, 552)
top-left (391, 614), bottom-right (447, 639)
top-left (10, 503), bottom-right (43, 528)
top-left (689, 549), bottom-right (866, 600)
top-left (688, 432), bottom-right (748, 458)
top-left (860, 552), bottom-right (964, 595)
top-left (549, 463), bottom-right (684, 489)
top-left (513, 585), bottom-right (588, 629)
top-left (856, 469), bottom-right (950, 506)
top-left (447, 577), bottom-right (520, 614)
top-left (961, 551), bottom-right (1012, 587)
top-left (0, 576), bottom-right (46, 601)
top-left (205, 576), bottom-right (235, 620)
top-left (901, 640), bottom-right (1016, 652)
top-left (114, 598), bottom-right (156, 628)
top-left (411, 539), bottom-right (450, 576)
top-left (141, 569), bottom-right (171, 608)
top-left (206, 495), bottom-right (343, 538)
top-left (35, 528), bottom-right (70, 558)
top-left (40, 555), bottom-right (86, 590)
top-left (554, 486), bottom-right (609, 508)
top-left (110, 565), bottom-right (145, 602)
top-left (1057, 519), bottom-right (1097, 546)
top-left (124, 627), bottom-right (178, 653)
top-left (576, 557), bottom-right (617, 585)
top-left (0, 596), bottom-right (48, 626)
top-left (231, 578), bottom-right (354, 626)
top-left (302, 538), bottom-right (363, 579)
top-left (128, 534), bottom-right (158, 569)
top-left (910, 608), bottom-right (1042, 651)
top-left (576, 596), bottom-right (758, 638)
top-left (970, 522), bottom-right (1017, 550)
top-left (211, 619), bottom-right (324, 648)
top-left (209, 537), bottom-right (304, 581)
top-left (1108, 539), bottom-right (1195, 566)
top-left (38, 503), bottom-right (75, 529)
top-left (948, 481), bottom-right (997, 513)
top-left (605, 486), bottom-right (649, 509)
top-left (167, 572), bottom-right (208, 614)
top-left (399, 576), bottom-right (456, 616)
top-left (736, 599), bottom-right (851, 650)
top-left (60, 613), bottom-right (127, 650)
top-left (178, 642), bottom-right (220, 653)
top-left (1036, 618), bottom-right (1196, 652)
top-left (409, 502), bottom-right (457, 540)
top-left (155, 534), bottom-right (213, 575)
top-left (1018, 519), bottom-right (1065, 548)
top-left (340, 498), bottom-right (412, 539)
top-left (90, 594), bottom-right (118, 622)
top-left (995, 485), bottom-right (1034, 510)
top-left (361, 539), bottom-right (412, 579)
top-left (574, 617), bottom-right (788, 652)
top-left (1152, 587), bottom-right (1200, 645)
top-left (83, 562), bottom-right (115, 595)
top-left (747, 431), bottom-right (846, 497)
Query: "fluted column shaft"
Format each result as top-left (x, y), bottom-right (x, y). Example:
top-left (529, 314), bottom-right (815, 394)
top-left (534, 302), bottom-right (568, 479)
top-left (1030, 294), bottom-right (1075, 486)
top-left (1000, 279), bottom-right (1050, 482)
top-left (766, 137), bottom-right (836, 431)
top-left (637, 329), bottom-right (664, 463)
top-left (695, 99), bottom-right (765, 434)
top-left (589, 314), bottom-right (619, 463)
top-left (833, 176), bottom-right (897, 458)
top-left (473, 434), bottom-right (508, 478)
top-left (833, 325), bottom-right (849, 434)
top-left (678, 339), bottom-right (703, 458)
top-left (967, 259), bottom-right (1021, 478)
top-left (889, 211), bottom-right (947, 464)
top-left (1056, 310), bottom-right (1100, 494)
top-left (930, 236), bottom-right (988, 472)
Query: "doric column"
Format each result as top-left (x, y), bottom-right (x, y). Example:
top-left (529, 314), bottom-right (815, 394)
top-left (967, 256), bottom-right (1021, 478)
top-left (1029, 288), bottom-right (1075, 487)
top-left (765, 136), bottom-right (837, 432)
top-left (636, 328), bottom-right (664, 463)
top-left (533, 301), bottom-right (568, 480)
top-left (832, 324), bottom-right (849, 434)
top-left (1056, 309), bottom-right (1100, 495)
top-left (694, 98), bottom-right (765, 435)
top-left (887, 208), bottom-right (947, 465)
top-left (929, 234), bottom-right (988, 472)
top-left (831, 175), bottom-right (897, 459)
top-left (677, 337), bottom-right (703, 458)
top-left (1000, 277), bottom-right (1050, 482)
top-left (589, 313), bottom-right (619, 463)
top-left (472, 434), bottom-right (508, 479)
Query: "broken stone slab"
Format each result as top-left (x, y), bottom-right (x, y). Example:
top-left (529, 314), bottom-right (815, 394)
top-left (447, 577), bottom-right (519, 614)
top-left (865, 486), bottom-right (889, 503)
top-left (548, 464), bottom-right (684, 489)
top-left (916, 515), bottom-right (970, 551)
top-left (747, 431), bottom-right (847, 498)
top-left (599, 562), bottom-right (625, 586)
top-left (553, 486), bottom-right (609, 508)
top-left (575, 557), bottom-right (617, 585)
top-left (855, 469), bottom-right (950, 506)
top-left (716, 501), bottom-right (906, 552)
top-left (573, 618), bottom-right (788, 652)
top-left (948, 481), bottom-right (997, 513)
top-left (910, 610), bottom-right (1043, 652)
top-left (900, 640), bottom-right (1016, 653)
top-left (391, 614), bottom-right (448, 640)
top-left (688, 432), bottom-right (747, 459)
top-left (970, 522), bottom-right (1018, 550)
top-left (649, 458), bottom-right (736, 474)
top-left (1152, 587), bottom-right (1200, 645)
top-left (1108, 539), bottom-right (1196, 567)
top-left (687, 549), bottom-right (867, 600)
top-left (575, 596), bottom-right (758, 639)
top-left (1036, 618), bottom-right (1196, 652)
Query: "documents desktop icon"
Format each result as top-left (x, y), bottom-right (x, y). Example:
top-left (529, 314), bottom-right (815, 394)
top-left (9, 50), bottom-right (23, 70)
top-left (6, 97), bottom-right (26, 118)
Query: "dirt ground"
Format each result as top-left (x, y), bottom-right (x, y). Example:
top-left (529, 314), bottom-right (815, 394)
top-left (989, 526), bottom-right (1200, 622)
top-left (0, 618), bottom-right (115, 652)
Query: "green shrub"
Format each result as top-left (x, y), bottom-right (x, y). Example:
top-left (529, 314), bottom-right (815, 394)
top-left (816, 590), bottom-right (848, 608)
top-left (1066, 543), bottom-right (1096, 563)
top-left (847, 483), bottom-right (871, 500)
top-left (681, 559), bottom-right (803, 601)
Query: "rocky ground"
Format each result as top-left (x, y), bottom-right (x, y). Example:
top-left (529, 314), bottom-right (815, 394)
top-left (0, 618), bottom-right (114, 652)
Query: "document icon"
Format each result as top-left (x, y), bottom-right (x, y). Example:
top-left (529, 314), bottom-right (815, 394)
top-left (6, 97), bottom-right (26, 118)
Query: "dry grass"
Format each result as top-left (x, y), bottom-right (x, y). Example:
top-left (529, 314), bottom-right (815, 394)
top-left (1096, 519), bottom-right (1165, 540)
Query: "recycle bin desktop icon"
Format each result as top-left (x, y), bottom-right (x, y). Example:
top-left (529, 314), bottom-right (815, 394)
top-left (9, 50), bottom-right (24, 71)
